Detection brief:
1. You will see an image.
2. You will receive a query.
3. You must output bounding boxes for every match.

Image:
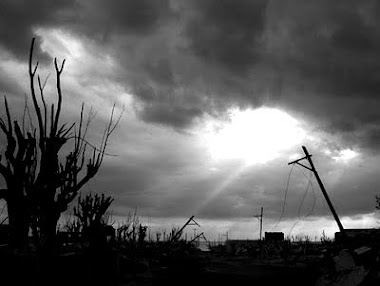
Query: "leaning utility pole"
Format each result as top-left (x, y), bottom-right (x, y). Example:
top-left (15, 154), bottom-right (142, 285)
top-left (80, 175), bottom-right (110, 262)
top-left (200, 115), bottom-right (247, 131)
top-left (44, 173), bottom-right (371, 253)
top-left (171, 215), bottom-right (200, 242)
top-left (288, 146), bottom-right (346, 236)
top-left (254, 207), bottom-right (263, 240)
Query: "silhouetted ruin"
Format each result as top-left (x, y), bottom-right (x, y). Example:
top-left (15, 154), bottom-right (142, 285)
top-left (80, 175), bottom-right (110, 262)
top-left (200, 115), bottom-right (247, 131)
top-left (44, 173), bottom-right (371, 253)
top-left (265, 232), bottom-right (284, 242)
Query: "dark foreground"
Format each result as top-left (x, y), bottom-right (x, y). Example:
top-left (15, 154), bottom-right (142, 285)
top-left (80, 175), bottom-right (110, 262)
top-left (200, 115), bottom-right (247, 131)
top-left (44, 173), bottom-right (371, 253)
top-left (153, 253), bottom-right (320, 286)
top-left (1, 251), bottom-right (319, 286)
top-left (1, 241), bottom-right (380, 286)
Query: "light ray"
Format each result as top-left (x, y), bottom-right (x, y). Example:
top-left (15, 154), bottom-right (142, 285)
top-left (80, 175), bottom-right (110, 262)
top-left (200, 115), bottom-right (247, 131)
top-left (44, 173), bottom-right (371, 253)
top-left (195, 164), bottom-right (247, 214)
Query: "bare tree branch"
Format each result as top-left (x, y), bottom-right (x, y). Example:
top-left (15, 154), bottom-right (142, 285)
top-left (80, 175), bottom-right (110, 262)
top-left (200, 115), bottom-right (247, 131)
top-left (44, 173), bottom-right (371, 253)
top-left (37, 75), bottom-right (48, 138)
top-left (28, 38), bottom-right (44, 143)
top-left (53, 58), bottom-right (65, 136)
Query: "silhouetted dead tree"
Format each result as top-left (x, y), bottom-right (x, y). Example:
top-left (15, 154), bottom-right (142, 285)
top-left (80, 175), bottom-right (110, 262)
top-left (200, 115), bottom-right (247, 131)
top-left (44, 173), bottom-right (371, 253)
top-left (73, 192), bottom-right (114, 233)
top-left (0, 98), bottom-right (37, 251)
top-left (0, 38), bottom-right (121, 254)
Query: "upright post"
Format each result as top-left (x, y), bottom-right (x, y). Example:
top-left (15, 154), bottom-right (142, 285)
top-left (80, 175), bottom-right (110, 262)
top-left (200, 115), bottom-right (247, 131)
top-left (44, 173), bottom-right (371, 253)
top-left (255, 207), bottom-right (264, 240)
top-left (260, 207), bottom-right (263, 241)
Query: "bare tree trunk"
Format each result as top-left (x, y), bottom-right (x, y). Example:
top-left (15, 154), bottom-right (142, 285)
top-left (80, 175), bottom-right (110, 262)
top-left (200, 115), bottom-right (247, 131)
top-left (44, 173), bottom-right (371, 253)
top-left (39, 208), bottom-right (61, 257)
top-left (6, 180), bottom-right (32, 252)
top-left (7, 199), bottom-right (30, 252)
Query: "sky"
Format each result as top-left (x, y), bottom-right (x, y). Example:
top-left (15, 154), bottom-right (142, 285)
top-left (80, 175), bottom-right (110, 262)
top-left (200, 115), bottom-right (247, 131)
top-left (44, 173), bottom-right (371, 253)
top-left (1, 0), bottom-right (380, 240)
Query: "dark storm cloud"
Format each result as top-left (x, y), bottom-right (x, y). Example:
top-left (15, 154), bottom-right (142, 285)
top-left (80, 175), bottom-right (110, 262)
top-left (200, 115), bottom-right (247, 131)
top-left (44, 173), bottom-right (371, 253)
top-left (130, 83), bottom-right (206, 129)
top-left (276, 1), bottom-right (380, 97)
top-left (183, 0), bottom-right (268, 73)
top-left (3, 0), bottom-right (380, 139)
top-left (70, 0), bottom-right (175, 40)
top-left (0, 0), bottom-right (75, 60)
top-left (140, 103), bottom-right (202, 129)
top-left (260, 1), bottom-right (380, 152)
top-left (0, 0), bottom-right (173, 59)
top-left (121, 0), bottom-right (380, 142)
top-left (0, 0), bottom-right (180, 124)
top-left (143, 58), bottom-right (175, 85)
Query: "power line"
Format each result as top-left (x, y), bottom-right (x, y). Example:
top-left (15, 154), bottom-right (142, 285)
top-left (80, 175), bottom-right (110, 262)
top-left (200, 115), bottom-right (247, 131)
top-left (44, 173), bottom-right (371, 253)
top-left (297, 172), bottom-right (312, 219)
top-left (288, 165), bottom-right (321, 236)
top-left (289, 168), bottom-right (315, 237)
top-left (275, 164), bottom-right (295, 228)
top-left (295, 165), bottom-right (317, 219)
top-left (305, 178), bottom-right (316, 218)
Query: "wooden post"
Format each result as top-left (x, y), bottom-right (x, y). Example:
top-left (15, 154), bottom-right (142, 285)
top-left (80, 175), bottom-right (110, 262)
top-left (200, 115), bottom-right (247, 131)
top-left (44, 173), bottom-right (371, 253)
top-left (260, 207), bottom-right (263, 241)
top-left (288, 146), bottom-right (346, 236)
top-left (255, 207), bottom-right (263, 240)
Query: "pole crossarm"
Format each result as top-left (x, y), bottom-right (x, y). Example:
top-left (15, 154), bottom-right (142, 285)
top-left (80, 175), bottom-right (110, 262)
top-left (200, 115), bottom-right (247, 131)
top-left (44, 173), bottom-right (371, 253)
top-left (288, 155), bottom-right (313, 171)
top-left (187, 218), bottom-right (201, 227)
top-left (288, 155), bottom-right (310, 165)
top-left (191, 232), bottom-right (207, 243)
